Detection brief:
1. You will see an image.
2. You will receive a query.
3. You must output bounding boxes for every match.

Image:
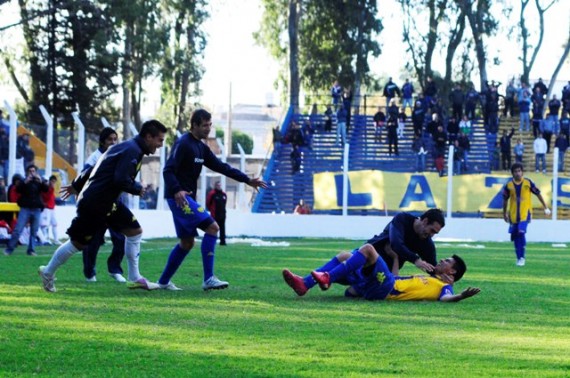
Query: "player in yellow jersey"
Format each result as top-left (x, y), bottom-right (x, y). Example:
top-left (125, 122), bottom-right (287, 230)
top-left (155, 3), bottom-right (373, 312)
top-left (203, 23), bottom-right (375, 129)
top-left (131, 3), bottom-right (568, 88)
top-left (502, 163), bottom-right (550, 267)
top-left (283, 243), bottom-right (480, 302)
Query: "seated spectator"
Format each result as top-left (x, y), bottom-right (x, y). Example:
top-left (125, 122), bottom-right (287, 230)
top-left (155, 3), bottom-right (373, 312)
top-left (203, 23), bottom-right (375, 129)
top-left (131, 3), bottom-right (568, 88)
top-left (373, 107), bottom-right (385, 143)
top-left (287, 121), bottom-right (305, 148)
top-left (447, 116), bottom-right (459, 144)
top-left (427, 113), bottom-right (442, 137)
top-left (302, 119), bottom-right (315, 150)
top-left (290, 145), bottom-right (302, 174)
top-left (293, 199), bottom-right (311, 215)
top-left (459, 115), bottom-right (472, 136)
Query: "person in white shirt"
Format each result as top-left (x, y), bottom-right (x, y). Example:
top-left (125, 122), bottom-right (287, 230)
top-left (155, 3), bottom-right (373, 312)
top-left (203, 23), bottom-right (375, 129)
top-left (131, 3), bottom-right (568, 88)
top-left (533, 133), bottom-right (548, 173)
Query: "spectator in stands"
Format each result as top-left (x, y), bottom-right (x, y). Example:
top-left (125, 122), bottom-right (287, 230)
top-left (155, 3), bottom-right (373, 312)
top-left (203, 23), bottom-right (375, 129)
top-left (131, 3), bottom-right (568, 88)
top-left (518, 82), bottom-right (532, 102)
top-left (0, 127), bottom-right (8, 179)
top-left (401, 79), bottom-right (414, 113)
top-left (373, 107), bottom-right (385, 143)
top-left (464, 85), bottom-right (480, 120)
top-left (0, 176), bottom-right (6, 202)
top-left (531, 88), bottom-right (545, 138)
top-left (293, 199), bottom-right (311, 215)
top-left (7, 173), bottom-right (22, 206)
top-left (309, 104), bottom-right (320, 131)
top-left (533, 133), bottom-right (547, 173)
top-left (433, 124), bottom-right (448, 158)
top-left (518, 91), bottom-right (531, 132)
top-left (562, 81), bottom-right (570, 113)
top-left (500, 128), bottom-right (515, 171)
top-left (336, 104), bottom-right (347, 146)
top-left (383, 77), bottom-right (400, 109)
top-left (447, 115), bottom-right (459, 144)
top-left (302, 119), bottom-right (314, 150)
top-left (0, 110), bottom-right (8, 134)
top-left (541, 115), bottom-right (557, 153)
top-left (324, 106), bottom-right (333, 132)
top-left (452, 140), bottom-right (464, 175)
top-left (206, 181), bottom-right (227, 246)
top-left (423, 76), bottom-right (438, 105)
top-left (548, 95), bottom-right (561, 124)
top-left (514, 138), bottom-right (525, 164)
top-left (40, 175), bottom-right (59, 245)
top-left (4, 164), bottom-right (48, 256)
top-left (492, 142), bottom-right (500, 171)
top-left (427, 113), bottom-right (442, 137)
top-left (397, 110), bottom-right (406, 138)
top-left (287, 121), bottom-right (305, 148)
top-left (272, 126), bottom-right (282, 150)
top-left (457, 132), bottom-right (471, 172)
top-left (16, 133), bottom-right (33, 176)
top-left (504, 79), bottom-right (517, 117)
top-left (449, 83), bottom-right (464, 120)
top-left (533, 78), bottom-right (548, 96)
top-left (459, 115), bottom-right (472, 137)
top-left (386, 116), bottom-right (399, 156)
top-left (331, 80), bottom-right (342, 108)
top-left (342, 88), bottom-right (353, 132)
top-left (411, 101), bottom-right (425, 137)
top-left (411, 134), bottom-right (427, 172)
top-left (555, 133), bottom-right (568, 172)
top-left (290, 145), bottom-right (302, 174)
top-left (427, 97), bottom-right (444, 122)
top-left (560, 111), bottom-right (570, 143)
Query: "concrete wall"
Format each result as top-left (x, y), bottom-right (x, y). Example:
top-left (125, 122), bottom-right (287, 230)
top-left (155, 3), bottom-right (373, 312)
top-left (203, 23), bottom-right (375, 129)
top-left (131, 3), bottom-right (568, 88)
top-left (55, 206), bottom-right (570, 243)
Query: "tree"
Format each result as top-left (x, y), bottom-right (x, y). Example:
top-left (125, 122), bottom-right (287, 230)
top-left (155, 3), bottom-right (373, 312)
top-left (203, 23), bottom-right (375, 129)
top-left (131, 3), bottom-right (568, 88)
top-left (546, 25), bottom-right (570, 102)
top-left (518, 0), bottom-right (558, 85)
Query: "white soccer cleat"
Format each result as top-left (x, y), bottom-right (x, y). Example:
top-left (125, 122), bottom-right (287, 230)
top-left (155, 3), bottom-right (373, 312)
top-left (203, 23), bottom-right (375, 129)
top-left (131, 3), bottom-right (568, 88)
top-left (158, 281), bottom-right (182, 291)
top-left (86, 276), bottom-right (97, 282)
top-left (38, 266), bottom-right (56, 293)
top-left (127, 277), bottom-right (160, 291)
top-left (516, 258), bottom-right (526, 267)
top-left (109, 273), bottom-right (127, 283)
top-left (202, 276), bottom-right (229, 291)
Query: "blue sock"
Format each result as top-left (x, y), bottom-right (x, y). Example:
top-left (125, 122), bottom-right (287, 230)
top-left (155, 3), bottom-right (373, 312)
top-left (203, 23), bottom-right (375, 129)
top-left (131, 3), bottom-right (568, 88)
top-left (304, 256), bottom-right (343, 289)
top-left (201, 234), bottom-right (217, 281)
top-left (329, 251), bottom-right (367, 283)
top-left (159, 244), bottom-right (190, 285)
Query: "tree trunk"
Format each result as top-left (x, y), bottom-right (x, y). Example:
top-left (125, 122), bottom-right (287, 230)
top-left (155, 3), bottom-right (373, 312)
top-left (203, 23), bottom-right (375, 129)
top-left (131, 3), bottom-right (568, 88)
top-left (288, 0), bottom-right (300, 112)
top-left (462, 0), bottom-right (487, 90)
top-left (546, 30), bottom-right (570, 103)
top-left (520, 0), bottom-right (530, 84)
top-left (122, 21), bottom-right (133, 138)
top-left (3, 57), bottom-right (29, 103)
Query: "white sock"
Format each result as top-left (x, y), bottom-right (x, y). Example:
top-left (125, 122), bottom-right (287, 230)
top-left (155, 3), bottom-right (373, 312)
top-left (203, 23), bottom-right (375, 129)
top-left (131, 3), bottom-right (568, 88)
top-left (125, 233), bottom-right (143, 282)
top-left (52, 226), bottom-right (59, 242)
top-left (44, 240), bottom-right (79, 276)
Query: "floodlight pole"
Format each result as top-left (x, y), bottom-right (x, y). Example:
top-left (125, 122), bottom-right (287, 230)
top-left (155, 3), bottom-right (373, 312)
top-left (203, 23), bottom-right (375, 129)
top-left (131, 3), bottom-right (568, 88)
top-left (552, 148), bottom-right (559, 221)
top-left (342, 143), bottom-right (349, 216)
top-left (4, 101), bottom-right (17, 180)
top-left (447, 145), bottom-right (454, 219)
top-left (39, 105), bottom-right (54, 177)
top-left (72, 112), bottom-right (85, 171)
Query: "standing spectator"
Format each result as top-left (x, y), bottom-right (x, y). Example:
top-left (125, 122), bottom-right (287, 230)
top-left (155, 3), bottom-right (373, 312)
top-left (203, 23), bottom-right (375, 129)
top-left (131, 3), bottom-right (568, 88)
top-left (342, 88), bottom-right (353, 132)
top-left (504, 79), bottom-right (517, 117)
top-left (7, 174), bottom-right (23, 205)
top-left (290, 144), bottom-right (302, 174)
top-left (40, 175), bottom-right (59, 245)
top-left (331, 80), bottom-right (342, 108)
top-left (464, 86), bottom-right (480, 119)
top-left (301, 119), bottom-right (315, 150)
top-left (492, 142), bottom-right (501, 171)
top-left (426, 113), bottom-right (442, 137)
top-left (293, 199), bottom-right (311, 215)
top-left (0, 127), bottom-right (8, 179)
top-left (272, 126), bottom-right (282, 150)
top-left (386, 117), bottom-right (399, 156)
top-left (411, 134), bottom-right (427, 172)
top-left (458, 132), bottom-right (471, 172)
top-left (533, 78), bottom-right (548, 95)
top-left (452, 140), bottom-right (464, 175)
top-left (373, 107), bottom-right (385, 143)
top-left (383, 77), bottom-right (401, 109)
top-left (531, 88), bottom-right (545, 138)
top-left (459, 115), bottom-right (472, 136)
top-left (423, 76), bottom-right (438, 104)
top-left (336, 104), bottom-right (347, 146)
top-left (206, 181), bottom-right (227, 246)
top-left (514, 138), bottom-right (525, 164)
top-left (562, 81), bottom-right (570, 113)
top-left (4, 164), bottom-right (48, 256)
top-left (287, 121), bottom-right (304, 148)
top-left (502, 163), bottom-right (550, 267)
top-left (397, 110), bottom-right (406, 138)
top-left (560, 111), bottom-right (570, 143)
top-left (518, 91), bottom-right (531, 132)
top-left (555, 133), bottom-right (568, 172)
top-left (484, 86), bottom-right (500, 134)
top-left (541, 115), bottom-right (554, 153)
top-left (156, 110), bottom-right (267, 291)
top-left (500, 128), bottom-right (515, 170)
top-left (411, 101), bottom-right (425, 136)
top-left (548, 95), bottom-right (561, 124)
top-left (324, 106), bottom-right (333, 132)
top-left (401, 79), bottom-right (414, 113)
top-left (447, 116), bottom-right (459, 144)
top-left (533, 133), bottom-right (547, 173)
top-left (0, 176), bottom-right (6, 202)
top-left (449, 83), bottom-right (464, 120)
top-left (518, 82), bottom-right (532, 102)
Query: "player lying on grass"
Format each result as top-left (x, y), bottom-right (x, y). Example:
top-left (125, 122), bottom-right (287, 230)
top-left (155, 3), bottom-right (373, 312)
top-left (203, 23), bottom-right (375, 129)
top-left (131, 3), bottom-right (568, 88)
top-left (283, 243), bottom-right (480, 302)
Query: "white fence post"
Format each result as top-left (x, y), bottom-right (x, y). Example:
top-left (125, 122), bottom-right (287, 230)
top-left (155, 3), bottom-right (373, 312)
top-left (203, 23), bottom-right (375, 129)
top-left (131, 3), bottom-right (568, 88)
top-left (342, 143), bottom-right (350, 216)
top-left (447, 145), bottom-right (454, 219)
top-left (39, 105), bottom-right (54, 177)
top-left (4, 101), bottom-right (18, 179)
top-left (128, 122), bottom-right (140, 210)
top-left (552, 147), bottom-right (559, 221)
top-left (71, 112), bottom-right (85, 171)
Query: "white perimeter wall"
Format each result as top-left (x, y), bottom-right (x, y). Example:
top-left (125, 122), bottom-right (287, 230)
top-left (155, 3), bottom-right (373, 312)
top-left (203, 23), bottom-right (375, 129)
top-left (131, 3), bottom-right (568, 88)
top-left (55, 207), bottom-right (570, 243)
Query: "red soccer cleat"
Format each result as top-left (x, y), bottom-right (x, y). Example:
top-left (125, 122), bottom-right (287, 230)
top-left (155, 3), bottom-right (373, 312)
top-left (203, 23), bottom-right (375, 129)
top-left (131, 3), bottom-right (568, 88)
top-left (282, 269), bottom-right (308, 296)
top-left (311, 271), bottom-right (331, 291)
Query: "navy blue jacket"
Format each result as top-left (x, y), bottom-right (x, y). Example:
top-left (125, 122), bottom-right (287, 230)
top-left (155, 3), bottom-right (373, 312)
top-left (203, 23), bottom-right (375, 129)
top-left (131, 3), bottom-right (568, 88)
top-left (77, 135), bottom-right (148, 212)
top-left (163, 133), bottom-right (250, 200)
top-left (367, 212), bottom-right (437, 270)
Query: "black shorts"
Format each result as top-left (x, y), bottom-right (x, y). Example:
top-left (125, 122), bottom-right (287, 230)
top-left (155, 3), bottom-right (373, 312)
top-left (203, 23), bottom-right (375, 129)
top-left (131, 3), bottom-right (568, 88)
top-left (67, 201), bottom-right (140, 245)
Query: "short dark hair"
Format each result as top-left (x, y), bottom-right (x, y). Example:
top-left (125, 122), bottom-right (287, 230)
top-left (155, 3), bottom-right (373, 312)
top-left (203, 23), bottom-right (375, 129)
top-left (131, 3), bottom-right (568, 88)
top-left (451, 254), bottom-right (466, 282)
top-left (26, 164), bottom-right (38, 174)
top-left (49, 175), bottom-right (57, 181)
top-left (511, 162), bottom-right (524, 174)
top-left (190, 109), bottom-right (212, 129)
top-left (420, 208), bottom-right (445, 228)
top-left (140, 120), bottom-right (167, 138)
top-left (99, 127), bottom-right (118, 147)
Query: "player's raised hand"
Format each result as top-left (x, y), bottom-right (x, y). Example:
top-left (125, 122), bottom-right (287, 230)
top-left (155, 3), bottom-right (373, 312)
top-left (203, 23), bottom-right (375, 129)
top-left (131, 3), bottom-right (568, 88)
top-left (248, 177), bottom-right (268, 192)
top-left (544, 208), bottom-right (551, 216)
top-left (460, 287), bottom-right (481, 299)
top-left (59, 185), bottom-right (77, 201)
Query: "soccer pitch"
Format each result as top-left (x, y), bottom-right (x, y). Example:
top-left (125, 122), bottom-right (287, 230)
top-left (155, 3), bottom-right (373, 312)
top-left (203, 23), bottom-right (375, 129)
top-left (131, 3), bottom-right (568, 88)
top-left (1, 238), bottom-right (569, 377)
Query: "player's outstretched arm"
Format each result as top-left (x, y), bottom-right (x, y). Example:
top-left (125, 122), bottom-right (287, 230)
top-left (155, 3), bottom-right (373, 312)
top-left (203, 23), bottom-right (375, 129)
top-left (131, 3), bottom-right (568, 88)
top-left (440, 287), bottom-right (481, 303)
top-left (248, 177), bottom-right (268, 191)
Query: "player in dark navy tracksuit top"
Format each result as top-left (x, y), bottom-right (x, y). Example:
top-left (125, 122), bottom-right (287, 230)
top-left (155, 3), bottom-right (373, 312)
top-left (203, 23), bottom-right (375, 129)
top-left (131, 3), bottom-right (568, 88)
top-left (38, 120), bottom-right (167, 293)
top-left (157, 109), bottom-right (267, 291)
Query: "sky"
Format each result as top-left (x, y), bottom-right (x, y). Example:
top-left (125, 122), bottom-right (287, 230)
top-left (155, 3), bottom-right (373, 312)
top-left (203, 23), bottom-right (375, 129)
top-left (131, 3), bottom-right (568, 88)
top-left (0, 0), bottom-right (569, 111)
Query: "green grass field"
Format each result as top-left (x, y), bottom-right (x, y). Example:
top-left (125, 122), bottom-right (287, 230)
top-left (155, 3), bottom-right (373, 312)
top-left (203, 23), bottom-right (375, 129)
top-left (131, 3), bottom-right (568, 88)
top-left (1, 238), bottom-right (569, 377)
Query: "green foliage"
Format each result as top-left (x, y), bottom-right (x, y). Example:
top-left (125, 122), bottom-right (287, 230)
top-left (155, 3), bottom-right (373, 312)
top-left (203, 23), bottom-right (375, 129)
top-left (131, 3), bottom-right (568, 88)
top-left (1, 239), bottom-right (570, 376)
top-left (215, 127), bottom-right (224, 139)
top-left (231, 130), bottom-right (253, 154)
